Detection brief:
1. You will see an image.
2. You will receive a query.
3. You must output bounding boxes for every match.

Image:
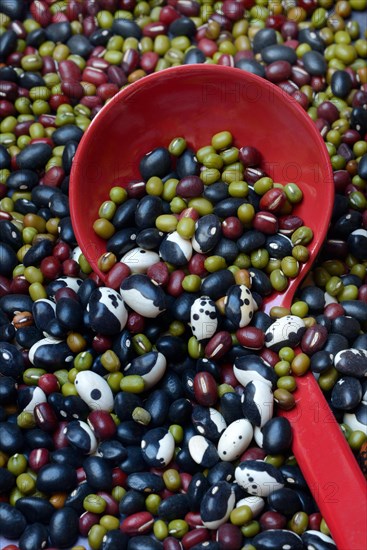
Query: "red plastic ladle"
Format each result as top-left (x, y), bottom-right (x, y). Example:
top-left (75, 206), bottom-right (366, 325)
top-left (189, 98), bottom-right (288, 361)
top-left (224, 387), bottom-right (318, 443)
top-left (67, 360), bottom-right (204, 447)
top-left (70, 65), bottom-right (367, 549)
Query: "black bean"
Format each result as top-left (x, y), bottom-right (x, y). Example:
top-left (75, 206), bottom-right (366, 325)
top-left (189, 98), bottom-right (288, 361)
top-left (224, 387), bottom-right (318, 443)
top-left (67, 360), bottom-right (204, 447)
top-left (49, 192), bottom-right (69, 217)
top-left (36, 463), bottom-right (77, 493)
top-left (25, 428), bottom-right (53, 450)
top-left (66, 34), bottom-right (93, 57)
top-left (158, 493), bottom-right (190, 520)
top-left (32, 184), bottom-right (62, 206)
top-left (169, 16), bottom-right (196, 38)
top-left (102, 529), bottom-right (129, 550)
top-left (19, 522), bottom-right (49, 550)
top-left (184, 47), bottom-right (206, 64)
top-left (49, 507), bottom-right (79, 548)
top-left (14, 199), bottom-right (38, 215)
top-left (252, 530), bottom-right (303, 550)
top-left (139, 147), bottom-right (172, 181)
top-left (237, 229), bottom-right (266, 253)
top-left (193, 214), bottom-right (222, 253)
top-left (52, 124), bottom-right (84, 145)
top-left (207, 462), bottom-right (235, 484)
top-left (127, 472), bottom-right (165, 493)
top-left (26, 28), bottom-right (46, 48)
top-left (51, 446), bottom-right (84, 468)
top-left (302, 50), bottom-right (327, 75)
top-left (127, 536), bottom-right (163, 550)
top-left (261, 417), bottom-right (293, 454)
top-left (331, 210), bottom-right (362, 238)
top-left (0, 376), bottom-right (17, 404)
top-left (58, 216), bottom-right (77, 244)
top-left (203, 181), bottom-right (229, 203)
top-left (16, 496), bottom-right (55, 525)
top-left (0, 242), bottom-right (18, 277)
top-left (261, 44), bottom-right (297, 64)
top-left (279, 464), bottom-right (308, 491)
top-left (23, 239), bottom-right (54, 267)
top-left (340, 300), bottom-right (367, 323)
top-left (219, 392), bottom-right (243, 424)
top-left (310, 350), bottom-right (334, 373)
top-left (331, 315), bottom-right (361, 342)
top-left (135, 195), bottom-right (164, 229)
top-left (214, 197), bottom-right (247, 217)
top-left (0, 467), bottom-right (15, 493)
top-left (0, 66), bottom-right (18, 82)
top-left (253, 28), bottom-right (277, 53)
top-left (323, 333), bottom-right (349, 355)
top-left (45, 21), bottom-right (72, 42)
top-left (351, 106), bottom-right (367, 136)
top-left (18, 71), bottom-right (45, 89)
top-left (168, 397), bottom-right (192, 424)
top-left (268, 487), bottom-right (303, 516)
top-left (63, 395), bottom-right (89, 421)
top-left (201, 269), bottom-right (235, 300)
top-left (56, 297), bottom-right (84, 331)
top-left (119, 489), bottom-right (146, 514)
top-left (265, 233), bottom-right (293, 259)
top-left (359, 153), bottom-right (367, 180)
top-left (0, 144), bottom-right (11, 169)
top-left (117, 420), bottom-right (147, 446)
top-left (0, 220), bottom-right (22, 250)
top-left (83, 456), bottom-right (113, 491)
top-left (112, 18), bottom-right (142, 39)
top-left (298, 286), bottom-right (325, 313)
top-left (0, 0), bottom-right (25, 20)
top-left (212, 238), bottom-right (239, 264)
top-left (176, 148), bottom-right (200, 178)
top-left (0, 502), bottom-right (27, 539)
top-left (89, 28), bottom-right (112, 46)
top-left (331, 69), bottom-right (353, 98)
top-left (0, 342), bottom-right (24, 379)
top-left (143, 388), bottom-right (169, 426)
top-left (234, 58), bottom-right (266, 78)
top-left (0, 29), bottom-right (18, 60)
top-left (353, 333), bottom-right (367, 350)
top-left (298, 28), bottom-right (325, 52)
top-left (170, 292), bottom-right (199, 322)
top-left (249, 267), bottom-right (272, 296)
top-left (331, 376), bottom-right (362, 410)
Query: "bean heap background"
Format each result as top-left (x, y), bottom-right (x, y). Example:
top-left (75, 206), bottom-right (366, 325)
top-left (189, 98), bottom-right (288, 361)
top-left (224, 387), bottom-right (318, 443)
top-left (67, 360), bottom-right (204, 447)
top-left (0, 1), bottom-right (367, 550)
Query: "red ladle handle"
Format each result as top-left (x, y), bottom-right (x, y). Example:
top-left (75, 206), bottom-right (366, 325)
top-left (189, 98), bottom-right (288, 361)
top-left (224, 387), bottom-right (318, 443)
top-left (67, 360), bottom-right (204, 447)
top-left (279, 373), bottom-right (367, 550)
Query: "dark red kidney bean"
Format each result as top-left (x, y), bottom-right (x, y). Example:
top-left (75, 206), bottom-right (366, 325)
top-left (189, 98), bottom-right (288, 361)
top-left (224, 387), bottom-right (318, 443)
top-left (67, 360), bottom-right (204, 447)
top-left (107, 66), bottom-right (128, 87)
top-left (97, 491), bottom-right (119, 515)
top-left (167, 269), bottom-right (185, 297)
top-left (301, 324), bottom-right (328, 354)
top-left (281, 20), bottom-right (298, 39)
top-left (126, 180), bottom-right (146, 198)
top-left (197, 38), bottom-right (218, 57)
top-left (218, 54), bottom-right (234, 66)
top-left (159, 5), bottom-right (180, 24)
top-left (358, 285), bottom-right (367, 302)
top-left (179, 207), bottom-right (200, 221)
top-left (291, 90), bottom-right (309, 110)
top-left (266, 14), bottom-right (286, 29)
top-left (0, 100), bottom-right (15, 117)
top-left (61, 81), bottom-right (84, 99)
top-left (253, 212), bottom-right (278, 234)
top-left (259, 348), bottom-right (279, 367)
top-left (323, 303), bottom-right (345, 319)
top-left (66, 0), bottom-right (84, 20)
top-left (216, 523), bottom-right (243, 550)
top-left (79, 511), bottom-right (100, 537)
top-left (205, 331), bottom-right (232, 360)
top-left (317, 101), bottom-right (340, 123)
top-left (239, 145), bottom-right (261, 167)
top-left (105, 262), bottom-right (131, 290)
top-left (277, 80), bottom-right (299, 95)
top-left (265, 60), bottom-right (292, 82)
top-left (311, 75), bottom-right (326, 92)
top-left (278, 214), bottom-right (303, 235)
top-left (244, 167), bottom-right (267, 184)
top-left (38, 373), bottom-right (60, 394)
top-left (122, 49), bottom-right (140, 73)
top-left (120, 511), bottom-right (154, 535)
top-left (83, 15), bottom-right (97, 35)
top-left (38, 114), bottom-right (56, 127)
top-left (322, 239), bottom-right (348, 260)
top-left (180, 473), bottom-right (192, 493)
top-left (259, 511), bottom-right (287, 530)
top-left (126, 312), bottom-right (145, 333)
top-left (260, 188), bottom-right (287, 214)
top-left (220, 363), bottom-right (237, 386)
top-left (236, 326), bottom-right (265, 350)
top-left (53, 421), bottom-right (69, 449)
top-left (43, 166), bottom-right (65, 188)
top-left (309, 512), bottom-right (322, 530)
top-left (76, 467), bottom-right (87, 484)
top-left (82, 67), bottom-right (108, 86)
top-left (222, 216), bottom-right (243, 239)
top-left (9, 276), bottom-right (30, 295)
top-left (30, 1), bottom-right (52, 26)
top-left (49, 94), bottom-right (70, 110)
top-left (140, 52), bottom-right (159, 73)
top-left (147, 262), bottom-right (170, 286)
top-left (92, 335), bottom-right (113, 353)
top-left (58, 59), bottom-right (81, 81)
top-left (193, 372), bottom-right (218, 407)
top-left (164, 537), bottom-right (182, 550)
top-left (176, 176), bottom-right (204, 198)
top-left (97, 83), bottom-right (119, 101)
top-left (28, 448), bottom-right (50, 472)
top-left (9, 20), bottom-right (26, 38)
top-left (0, 81), bottom-right (18, 101)
top-left (240, 447), bottom-right (267, 461)
top-left (143, 22), bottom-right (167, 37)
top-left (333, 170), bottom-right (351, 193)
top-left (87, 411), bottom-right (116, 440)
top-left (182, 528), bottom-right (210, 549)
top-left (80, 95), bottom-right (103, 110)
top-left (34, 402), bottom-right (59, 432)
top-left (185, 511), bottom-right (203, 527)
top-left (176, 0), bottom-right (200, 16)
top-left (342, 129), bottom-right (361, 145)
top-left (86, 57), bottom-right (110, 71)
top-left (14, 121), bottom-right (33, 137)
top-left (291, 66), bottom-right (311, 86)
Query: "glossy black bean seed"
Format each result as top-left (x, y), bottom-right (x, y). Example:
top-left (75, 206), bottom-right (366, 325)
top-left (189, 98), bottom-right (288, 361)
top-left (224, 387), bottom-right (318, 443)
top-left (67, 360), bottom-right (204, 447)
top-left (119, 489), bottom-right (146, 515)
top-left (67, 34), bottom-right (94, 57)
top-left (16, 143), bottom-right (52, 170)
top-left (64, 482), bottom-right (95, 513)
top-left (0, 421), bottom-right (24, 453)
top-left (36, 463), bottom-right (77, 493)
top-left (302, 51), bottom-right (327, 75)
top-left (235, 58), bottom-right (266, 78)
top-left (331, 70), bottom-right (352, 98)
top-left (0, 29), bottom-right (18, 58)
top-left (16, 496), bottom-right (55, 525)
top-left (268, 487), bottom-right (303, 516)
top-left (6, 169), bottom-right (39, 191)
top-left (0, 467), bottom-right (15, 493)
top-left (112, 18), bottom-right (142, 39)
top-left (261, 44), bottom-right (297, 64)
top-left (253, 28), bottom-right (277, 53)
top-left (0, 242), bottom-right (18, 277)
top-left (0, 502), bottom-right (27, 539)
top-left (48, 507), bottom-right (79, 548)
top-left (23, 239), bottom-right (54, 267)
top-left (176, 148), bottom-right (200, 178)
top-left (52, 124), bottom-right (84, 145)
top-left (127, 535), bottom-right (163, 550)
top-left (101, 529), bottom-right (129, 550)
top-left (127, 472), bottom-right (165, 493)
top-left (18, 522), bottom-right (49, 550)
top-left (158, 493), bottom-right (190, 520)
top-left (201, 269), bottom-right (235, 300)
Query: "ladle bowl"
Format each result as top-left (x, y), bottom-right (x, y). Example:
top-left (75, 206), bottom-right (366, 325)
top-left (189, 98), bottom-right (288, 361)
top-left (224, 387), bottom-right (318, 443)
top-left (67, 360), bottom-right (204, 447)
top-left (70, 65), bottom-right (367, 549)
